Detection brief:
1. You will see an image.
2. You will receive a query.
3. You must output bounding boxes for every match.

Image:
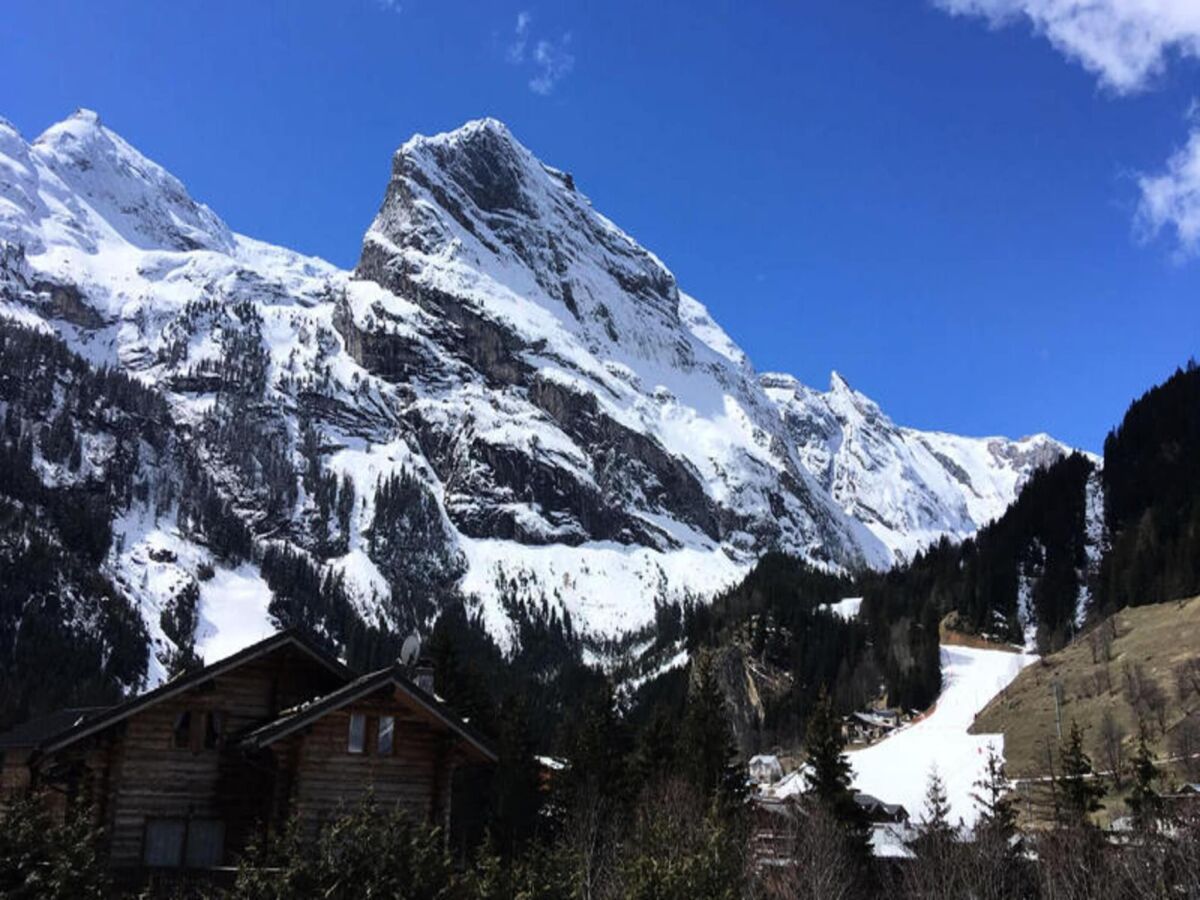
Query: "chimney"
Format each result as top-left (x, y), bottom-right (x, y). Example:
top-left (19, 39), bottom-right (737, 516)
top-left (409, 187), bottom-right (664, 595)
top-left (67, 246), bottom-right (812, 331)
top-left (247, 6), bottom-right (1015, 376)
top-left (413, 659), bottom-right (436, 694)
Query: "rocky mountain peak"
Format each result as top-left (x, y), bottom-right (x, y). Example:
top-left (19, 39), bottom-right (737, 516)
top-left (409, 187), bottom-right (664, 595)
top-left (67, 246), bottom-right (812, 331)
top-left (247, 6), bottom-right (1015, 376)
top-left (0, 108), bottom-right (1075, 653)
top-left (360, 119), bottom-right (681, 344)
top-left (30, 108), bottom-right (234, 255)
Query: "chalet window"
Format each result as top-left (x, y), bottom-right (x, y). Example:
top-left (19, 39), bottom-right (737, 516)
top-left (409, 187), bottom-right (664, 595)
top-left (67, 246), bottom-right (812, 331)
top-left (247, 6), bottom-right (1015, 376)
top-left (204, 711), bottom-right (224, 749)
top-left (378, 715), bottom-right (395, 756)
top-left (172, 711), bottom-right (191, 749)
top-left (143, 818), bottom-right (225, 868)
top-left (184, 819), bottom-right (226, 868)
top-left (143, 818), bottom-right (186, 867)
top-left (348, 712), bottom-right (366, 754)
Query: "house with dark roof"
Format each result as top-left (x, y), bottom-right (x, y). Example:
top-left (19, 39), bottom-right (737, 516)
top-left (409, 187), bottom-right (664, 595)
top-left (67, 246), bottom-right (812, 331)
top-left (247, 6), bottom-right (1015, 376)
top-left (0, 630), bottom-right (496, 873)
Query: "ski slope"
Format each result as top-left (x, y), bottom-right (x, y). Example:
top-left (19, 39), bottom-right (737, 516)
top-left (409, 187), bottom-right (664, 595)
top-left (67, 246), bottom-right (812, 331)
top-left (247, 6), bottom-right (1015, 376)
top-left (849, 645), bottom-right (1036, 830)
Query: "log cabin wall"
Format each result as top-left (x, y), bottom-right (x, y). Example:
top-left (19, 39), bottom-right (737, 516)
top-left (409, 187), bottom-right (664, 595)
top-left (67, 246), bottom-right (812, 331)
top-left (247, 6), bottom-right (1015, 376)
top-left (0, 751), bottom-right (32, 799)
top-left (40, 644), bottom-right (344, 868)
top-left (278, 685), bottom-right (458, 841)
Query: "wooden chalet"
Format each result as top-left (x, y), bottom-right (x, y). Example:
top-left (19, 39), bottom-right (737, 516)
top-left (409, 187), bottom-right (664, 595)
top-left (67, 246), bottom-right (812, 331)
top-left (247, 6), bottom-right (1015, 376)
top-left (0, 631), bottom-right (496, 873)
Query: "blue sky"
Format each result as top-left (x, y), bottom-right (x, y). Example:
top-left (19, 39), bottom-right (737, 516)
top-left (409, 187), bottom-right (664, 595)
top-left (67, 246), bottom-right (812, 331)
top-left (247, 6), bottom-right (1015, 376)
top-left (3, 0), bottom-right (1198, 451)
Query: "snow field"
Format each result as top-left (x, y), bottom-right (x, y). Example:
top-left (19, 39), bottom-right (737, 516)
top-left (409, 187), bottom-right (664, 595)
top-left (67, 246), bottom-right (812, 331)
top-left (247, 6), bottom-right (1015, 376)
top-left (849, 645), bottom-right (1036, 830)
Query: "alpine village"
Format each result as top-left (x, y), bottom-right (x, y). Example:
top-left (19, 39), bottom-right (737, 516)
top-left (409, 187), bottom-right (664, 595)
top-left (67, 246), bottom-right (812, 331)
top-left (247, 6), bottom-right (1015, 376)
top-left (4, 4), bottom-right (1200, 899)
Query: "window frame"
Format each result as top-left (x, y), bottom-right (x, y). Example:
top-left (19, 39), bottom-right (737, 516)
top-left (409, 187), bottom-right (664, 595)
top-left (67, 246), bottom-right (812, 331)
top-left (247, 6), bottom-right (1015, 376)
top-left (142, 817), bottom-right (226, 869)
top-left (348, 712), bottom-right (367, 754)
top-left (203, 710), bottom-right (224, 750)
top-left (183, 818), bottom-right (226, 868)
top-left (172, 711), bottom-right (192, 750)
top-left (143, 817), bottom-right (187, 867)
top-left (378, 714), bottom-right (395, 756)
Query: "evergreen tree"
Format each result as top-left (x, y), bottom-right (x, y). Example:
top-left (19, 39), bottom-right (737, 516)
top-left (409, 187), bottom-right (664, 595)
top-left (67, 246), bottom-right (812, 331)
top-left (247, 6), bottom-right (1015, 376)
top-left (486, 696), bottom-right (544, 857)
top-left (559, 680), bottom-right (632, 814)
top-left (1127, 726), bottom-right (1161, 831)
top-left (1056, 720), bottom-right (1105, 828)
top-left (680, 653), bottom-right (745, 806)
top-left (804, 689), bottom-right (870, 859)
top-left (915, 767), bottom-right (956, 843)
top-left (630, 710), bottom-right (679, 791)
top-left (232, 796), bottom-right (456, 899)
top-left (0, 794), bottom-right (109, 900)
top-left (972, 744), bottom-right (1017, 842)
top-left (904, 767), bottom-right (963, 900)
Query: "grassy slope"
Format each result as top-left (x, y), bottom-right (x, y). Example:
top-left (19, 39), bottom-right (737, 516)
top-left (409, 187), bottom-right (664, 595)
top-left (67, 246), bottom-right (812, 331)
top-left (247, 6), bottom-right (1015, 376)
top-left (970, 596), bottom-right (1200, 822)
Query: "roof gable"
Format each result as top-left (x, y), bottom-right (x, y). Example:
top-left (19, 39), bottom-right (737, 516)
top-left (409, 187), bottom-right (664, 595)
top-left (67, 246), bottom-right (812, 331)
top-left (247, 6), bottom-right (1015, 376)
top-left (241, 665), bottom-right (497, 763)
top-left (0, 707), bottom-right (109, 751)
top-left (37, 631), bottom-right (352, 755)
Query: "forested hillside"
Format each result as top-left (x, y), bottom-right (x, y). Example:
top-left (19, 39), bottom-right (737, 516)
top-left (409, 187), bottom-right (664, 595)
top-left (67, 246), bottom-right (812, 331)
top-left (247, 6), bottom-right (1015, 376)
top-left (638, 362), bottom-right (1200, 753)
top-left (1098, 361), bottom-right (1200, 612)
top-left (0, 324), bottom-right (152, 727)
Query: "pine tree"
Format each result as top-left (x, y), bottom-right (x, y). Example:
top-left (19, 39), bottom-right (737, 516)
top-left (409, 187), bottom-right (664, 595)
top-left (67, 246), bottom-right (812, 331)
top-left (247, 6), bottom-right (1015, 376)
top-left (904, 767), bottom-right (964, 900)
top-left (680, 653), bottom-right (745, 807)
top-left (972, 744), bottom-right (1017, 842)
top-left (1056, 720), bottom-right (1105, 828)
top-left (488, 695), bottom-right (543, 856)
top-left (917, 767), bottom-right (956, 842)
top-left (630, 711), bottom-right (679, 791)
top-left (1127, 726), bottom-right (1161, 831)
top-left (804, 689), bottom-right (870, 858)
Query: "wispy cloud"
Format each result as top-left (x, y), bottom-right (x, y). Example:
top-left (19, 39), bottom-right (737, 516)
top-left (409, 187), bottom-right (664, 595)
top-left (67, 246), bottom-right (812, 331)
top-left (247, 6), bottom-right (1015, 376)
top-left (530, 34), bottom-right (575, 95)
top-left (1137, 116), bottom-right (1200, 259)
top-left (933, 0), bottom-right (1200, 94)
top-left (505, 11), bottom-right (575, 96)
top-left (933, 0), bottom-right (1200, 258)
top-left (374, 0), bottom-right (403, 13)
top-left (508, 11), bottom-right (532, 63)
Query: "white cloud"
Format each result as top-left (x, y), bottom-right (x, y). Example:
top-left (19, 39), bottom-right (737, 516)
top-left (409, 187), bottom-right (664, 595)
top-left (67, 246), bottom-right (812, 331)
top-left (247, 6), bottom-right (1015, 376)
top-left (375, 0), bottom-right (403, 12)
top-left (529, 34), bottom-right (575, 95)
top-left (504, 12), bottom-right (574, 96)
top-left (1137, 121), bottom-right (1200, 258)
top-left (935, 0), bottom-right (1200, 257)
top-left (508, 11), bottom-right (531, 64)
top-left (934, 0), bottom-right (1200, 94)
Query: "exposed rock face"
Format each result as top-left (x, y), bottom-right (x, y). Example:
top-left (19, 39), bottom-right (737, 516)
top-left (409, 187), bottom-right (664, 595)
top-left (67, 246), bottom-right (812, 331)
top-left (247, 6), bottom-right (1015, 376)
top-left (702, 644), bottom-right (792, 757)
top-left (764, 371), bottom-right (1074, 564)
top-left (347, 118), bottom-right (883, 580)
top-left (0, 110), bottom-right (1073, 660)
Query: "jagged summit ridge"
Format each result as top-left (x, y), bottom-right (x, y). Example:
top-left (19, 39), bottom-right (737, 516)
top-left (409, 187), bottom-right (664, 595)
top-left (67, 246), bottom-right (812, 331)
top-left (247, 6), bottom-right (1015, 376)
top-left (763, 370), bottom-right (1073, 562)
top-left (0, 110), bottom-right (1071, 664)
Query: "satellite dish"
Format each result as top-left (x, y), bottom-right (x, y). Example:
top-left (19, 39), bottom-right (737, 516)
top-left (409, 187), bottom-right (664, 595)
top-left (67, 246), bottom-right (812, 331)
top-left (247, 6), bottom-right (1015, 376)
top-left (400, 632), bottom-right (421, 667)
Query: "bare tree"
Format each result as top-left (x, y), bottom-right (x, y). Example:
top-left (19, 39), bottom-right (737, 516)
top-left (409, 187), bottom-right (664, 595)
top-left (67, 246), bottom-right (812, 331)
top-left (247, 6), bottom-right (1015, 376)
top-left (1170, 711), bottom-right (1200, 781)
top-left (1086, 629), bottom-right (1101, 665)
top-left (1138, 678), bottom-right (1169, 737)
top-left (1174, 658), bottom-right (1200, 702)
top-left (1099, 710), bottom-right (1126, 787)
top-left (1122, 661), bottom-right (1145, 706)
top-left (1036, 827), bottom-right (1111, 900)
top-left (755, 804), bottom-right (864, 900)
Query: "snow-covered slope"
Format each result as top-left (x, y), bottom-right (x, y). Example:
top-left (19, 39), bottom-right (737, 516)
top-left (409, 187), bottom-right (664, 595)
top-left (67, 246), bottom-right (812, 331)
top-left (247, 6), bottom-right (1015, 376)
top-left (0, 109), bottom-right (1072, 666)
top-left (764, 371), bottom-right (1070, 564)
top-left (849, 645), bottom-right (1037, 829)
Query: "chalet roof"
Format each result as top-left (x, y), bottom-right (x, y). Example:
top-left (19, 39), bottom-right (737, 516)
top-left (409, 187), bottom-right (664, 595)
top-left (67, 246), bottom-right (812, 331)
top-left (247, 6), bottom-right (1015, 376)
top-left (36, 630), bottom-right (352, 756)
top-left (239, 664), bottom-right (497, 763)
top-left (850, 712), bottom-right (897, 728)
top-left (854, 793), bottom-right (909, 819)
top-left (0, 707), bottom-right (109, 750)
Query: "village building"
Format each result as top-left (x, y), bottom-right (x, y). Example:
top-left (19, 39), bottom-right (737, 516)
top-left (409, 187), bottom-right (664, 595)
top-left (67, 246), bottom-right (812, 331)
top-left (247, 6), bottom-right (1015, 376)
top-left (748, 753), bottom-right (784, 786)
top-left (0, 631), bottom-right (496, 874)
top-left (842, 710), bottom-right (902, 745)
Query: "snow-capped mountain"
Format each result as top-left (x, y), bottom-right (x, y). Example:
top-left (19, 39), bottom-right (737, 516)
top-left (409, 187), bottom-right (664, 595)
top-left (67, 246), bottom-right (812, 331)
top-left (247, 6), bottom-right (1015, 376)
top-left (763, 371), bottom-right (1071, 563)
top-left (0, 109), bottom-right (1070, 671)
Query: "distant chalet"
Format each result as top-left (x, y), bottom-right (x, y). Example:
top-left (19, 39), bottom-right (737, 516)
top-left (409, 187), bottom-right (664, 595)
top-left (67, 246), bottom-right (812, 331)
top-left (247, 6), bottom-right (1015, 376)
top-left (0, 631), bottom-right (496, 872)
